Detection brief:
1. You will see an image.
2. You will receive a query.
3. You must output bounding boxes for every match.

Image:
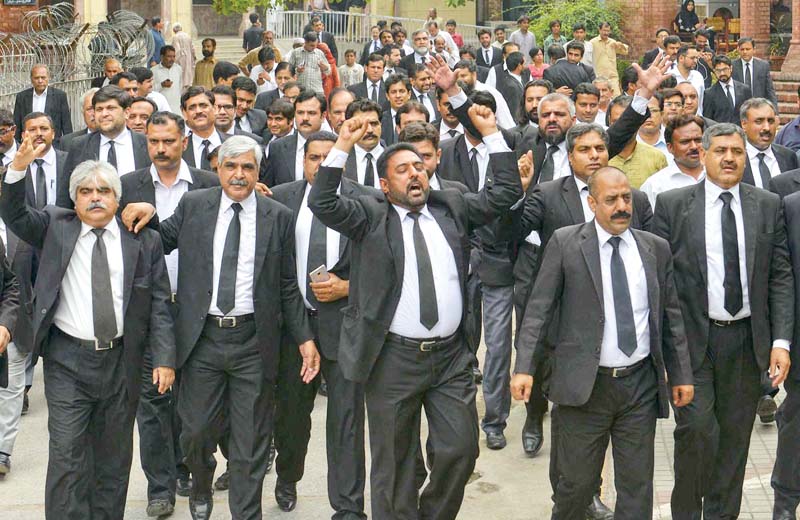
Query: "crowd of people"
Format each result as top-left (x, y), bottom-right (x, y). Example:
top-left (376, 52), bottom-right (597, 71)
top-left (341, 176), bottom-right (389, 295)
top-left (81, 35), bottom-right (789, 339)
top-left (1, 9), bottom-right (800, 520)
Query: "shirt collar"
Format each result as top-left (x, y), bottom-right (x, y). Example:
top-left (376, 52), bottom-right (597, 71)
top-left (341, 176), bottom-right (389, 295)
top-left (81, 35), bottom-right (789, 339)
top-left (81, 216), bottom-right (120, 240)
top-left (429, 172), bottom-right (441, 190)
top-left (38, 145), bottom-right (56, 166)
top-left (393, 203), bottom-right (433, 222)
top-left (33, 87), bottom-right (48, 98)
top-left (192, 130), bottom-right (221, 145)
top-left (746, 141), bottom-right (774, 160)
top-left (355, 143), bottom-right (383, 159)
top-left (594, 220), bottom-right (635, 249)
top-left (705, 178), bottom-right (740, 204)
top-left (671, 168), bottom-right (705, 181)
top-left (220, 188), bottom-right (257, 213)
top-left (465, 139), bottom-right (487, 156)
top-left (574, 175), bottom-right (589, 192)
top-left (150, 160), bottom-right (194, 186)
top-left (100, 127), bottom-right (132, 146)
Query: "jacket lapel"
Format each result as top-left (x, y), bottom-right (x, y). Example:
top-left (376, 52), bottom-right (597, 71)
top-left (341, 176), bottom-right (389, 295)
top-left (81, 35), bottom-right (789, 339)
top-left (742, 157), bottom-right (755, 186)
top-left (579, 223), bottom-right (604, 309)
top-left (456, 137), bottom-right (478, 192)
top-left (634, 231), bottom-right (659, 325)
top-left (120, 224), bottom-right (140, 316)
top-left (253, 195), bottom-right (273, 286)
top-left (741, 185), bottom-right (757, 288)
top-left (140, 171), bottom-right (156, 204)
top-left (183, 138), bottom-right (196, 168)
top-left (688, 183), bottom-right (708, 286)
top-left (60, 216), bottom-right (82, 275)
top-left (562, 176), bottom-right (585, 224)
top-left (386, 207), bottom-right (404, 288)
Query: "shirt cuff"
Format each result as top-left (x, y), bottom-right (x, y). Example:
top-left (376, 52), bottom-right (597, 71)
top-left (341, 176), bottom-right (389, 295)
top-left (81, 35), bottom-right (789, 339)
top-left (484, 131), bottom-right (511, 154)
top-left (772, 339), bottom-right (791, 352)
top-left (322, 148), bottom-right (348, 168)
top-left (4, 167), bottom-right (25, 184)
top-left (630, 94), bottom-right (649, 115)
top-left (448, 89), bottom-right (468, 110)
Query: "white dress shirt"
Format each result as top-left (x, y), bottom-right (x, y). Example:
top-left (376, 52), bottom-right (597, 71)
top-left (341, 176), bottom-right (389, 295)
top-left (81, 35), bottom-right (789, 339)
top-left (746, 142), bottom-right (781, 188)
top-left (465, 140), bottom-right (490, 190)
top-left (1, 141), bottom-right (18, 168)
top-left (295, 183), bottom-right (342, 309)
top-left (208, 190), bottom-right (257, 316)
top-left (389, 204), bottom-right (462, 338)
top-left (429, 173), bottom-right (442, 190)
top-left (411, 88), bottom-right (436, 120)
top-left (640, 165), bottom-right (705, 208)
top-left (353, 143), bottom-right (384, 185)
top-left (151, 161), bottom-right (193, 292)
top-left (480, 45), bottom-right (495, 65)
top-left (32, 88), bottom-right (47, 113)
top-left (718, 79), bottom-right (736, 106)
top-left (574, 176), bottom-right (594, 222)
top-left (595, 222), bottom-right (651, 367)
top-left (250, 65), bottom-right (278, 94)
top-left (190, 130), bottom-right (222, 168)
top-left (28, 146), bottom-right (58, 205)
top-left (295, 133), bottom-right (307, 181)
top-left (147, 91), bottom-right (172, 113)
top-left (53, 219), bottom-right (125, 341)
top-left (100, 128), bottom-right (137, 176)
top-left (439, 121), bottom-right (464, 141)
top-left (237, 113), bottom-right (254, 133)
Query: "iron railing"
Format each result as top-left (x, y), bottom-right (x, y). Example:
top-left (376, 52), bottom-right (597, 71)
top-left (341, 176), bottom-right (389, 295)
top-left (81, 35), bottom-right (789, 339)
top-left (0, 77), bottom-right (94, 131)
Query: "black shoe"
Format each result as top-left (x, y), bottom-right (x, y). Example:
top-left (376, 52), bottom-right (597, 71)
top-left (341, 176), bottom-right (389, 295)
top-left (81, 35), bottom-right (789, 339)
top-left (266, 441), bottom-right (276, 474)
top-left (522, 413), bottom-right (544, 457)
top-left (146, 498), bottom-right (175, 517)
top-left (472, 366), bottom-right (483, 385)
top-left (275, 478), bottom-right (298, 512)
top-left (176, 476), bottom-right (192, 497)
top-left (774, 510), bottom-right (796, 520)
top-left (586, 494), bottom-right (614, 520)
top-left (189, 496), bottom-right (213, 520)
top-left (485, 431), bottom-right (506, 450)
top-left (0, 453), bottom-right (10, 474)
top-left (213, 469), bottom-right (230, 491)
top-left (758, 395), bottom-right (778, 423)
top-left (318, 380), bottom-right (328, 396)
top-left (21, 391), bottom-right (28, 416)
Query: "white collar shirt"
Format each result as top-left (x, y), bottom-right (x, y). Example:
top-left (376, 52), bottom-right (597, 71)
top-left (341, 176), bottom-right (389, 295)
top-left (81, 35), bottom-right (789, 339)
top-left (411, 88), bottom-right (436, 119)
top-left (28, 146), bottom-right (58, 205)
top-left (0, 141), bottom-right (16, 168)
top-left (440, 121), bottom-right (464, 140)
top-left (574, 176), bottom-right (594, 222)
top-left (639, 165), bottom-right (705, 208)
top-left (150, 161), bottom-right (193, 292)
top-left (190, 131), bottom-right (222, 169)
top-left (237, 113), bottom-right (253, 133)
top-left (746, 141), bottom-right (781, 188)
top-left (32, 87), bottom-right (47, 113)
top-left (465, 140), bottom-right (490, 190)
top-left (295, 133), bottom-right (308, 181)
top-left (354, 143), bottom-right (384, 185)
top-left (100, 128), bottom-right (137, 176)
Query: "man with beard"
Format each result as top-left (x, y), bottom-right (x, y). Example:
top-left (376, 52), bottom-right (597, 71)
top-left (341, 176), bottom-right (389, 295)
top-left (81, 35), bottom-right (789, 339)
top-left (409, 65), bottom-right (440, 122)
top-left (382, 45), bottom-right (406, 79)
top-left (640, 114), bottom-right (706, 207)
top-left (194, 38), bottom-right (218, 90)
top-left (326, 87), bottom-right (356, 136)
top-left (607, 96), bottom-right (668, 188)
top-left (399, 122), bottom-right (469, 193)
top-left (127, 97), bottom-right (157, 134)
top-left (265, 91), bottom-right (327, 186)
top-left (669, 46), bottom-right (705, 116)
top-left (152, 46), bottom-right (183, 114)
top-left (18, 112), bottom-right (70, 208)
top-left (454, 60), bottom-right (515, 130)
top-left (400, 30), bottom-right (434, 74)
top-left (309, 98), bottom-right (528, 520)
top-left (515, 79), bottom-right (553, 130)
top-left (703, 55), bottom-right (752, 125)
top-left (342, 99), bottom-right (384, 187)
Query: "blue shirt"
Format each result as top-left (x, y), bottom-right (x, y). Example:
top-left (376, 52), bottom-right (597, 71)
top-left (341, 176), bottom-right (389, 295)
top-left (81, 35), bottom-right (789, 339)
top-left (775, 115), bottom-right (800, 153)
top-left (150, 29), bottom-right (165, 66)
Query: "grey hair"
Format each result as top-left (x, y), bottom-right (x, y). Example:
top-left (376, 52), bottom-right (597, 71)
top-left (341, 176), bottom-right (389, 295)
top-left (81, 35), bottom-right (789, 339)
top-left (592, 76), bottom-right (610, 88)
top-left (69, 160), bottom-right (122, 203)
top-left (739, 97), bottom-right (779, 122)
top-left (217, 135), bottom-right (263, 168)
top-left (701, 122), bottom-right (746, 151)
top-left (537, 93), bottom-right (576, 119)
top-left (566, 123), bottom-right (609, 153)
top-left (81, 87), bottom-right (100, 106)
top-left (173, 22), bottom-right (182, 32)
top-left (411, 29), bottom-right (428, 40)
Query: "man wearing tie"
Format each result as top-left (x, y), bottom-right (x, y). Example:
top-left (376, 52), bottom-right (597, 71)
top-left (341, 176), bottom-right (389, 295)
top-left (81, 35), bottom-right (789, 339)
top-left (19, 112), bottom-right (70, 209)
top-left (740, 98), bottom-right (798, 191)
top-left (125, 135), bottom-right (319, 520)
top-left (342, 99), bottom-right (384, 187)
top-left (511, 167), bottom-right (693, 518)
top-left (477, 28), bottom-right (502, 68)
top-left (702, 56), bottom-right (752, 126)
top-left (653, 123), bottom-right (794, 519)
top-left (732, 38), bottom-right (777, 105)
top-left (1, 146), bottom-right (176, 520)
top-left (309, 87), bottom-right (529, 519)
top-left (181, 86), bottom-right (224, 170)
top-left (347, 54), bottom-right (389, 110)
top-left (270, 131), bottom-right (370, 518)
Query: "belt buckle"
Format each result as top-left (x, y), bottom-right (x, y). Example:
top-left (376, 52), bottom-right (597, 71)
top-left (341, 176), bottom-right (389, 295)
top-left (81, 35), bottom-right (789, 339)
top-left (170, 293), bottom-right (177, 304)
top-left (217, 316), bottom-right (237, 328)
top-left (611, 367), bottom-right (622, 378)
top-left (95, 339), bottom-right (113, 351)
top-left (419, 340), bottom-right (434, 352)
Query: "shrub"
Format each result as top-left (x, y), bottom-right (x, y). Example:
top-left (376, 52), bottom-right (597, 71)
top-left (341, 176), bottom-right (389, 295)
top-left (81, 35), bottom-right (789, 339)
top-left (527, 0), bottom-right (626, 43)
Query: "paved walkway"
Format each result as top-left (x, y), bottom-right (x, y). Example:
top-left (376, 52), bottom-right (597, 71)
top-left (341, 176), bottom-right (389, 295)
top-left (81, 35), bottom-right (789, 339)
top-left (0, 351), bottom-right (785, 519)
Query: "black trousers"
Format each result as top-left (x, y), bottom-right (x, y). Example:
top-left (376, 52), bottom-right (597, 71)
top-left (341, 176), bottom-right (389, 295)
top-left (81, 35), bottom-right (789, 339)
top-left (366, 334), bottom-right (479, 520)
top-left (179, 320), bottom-right (274, 520)
top-left (43, 329), bottom-right (137, 520)
top-left (671, 319), bottom-right (761, 520)
top-left (136, 346), bottom-right (178, 503)
top-left (772, 377), bottom-right (800, 512)
top-left (552, 362), bottom-right (659, 520)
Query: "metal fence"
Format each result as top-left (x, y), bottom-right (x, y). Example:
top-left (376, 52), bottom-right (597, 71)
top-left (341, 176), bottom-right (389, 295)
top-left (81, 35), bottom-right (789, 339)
top-left (0, 77), bottom-right (93, 132)
top-left (265, 9), bottom-right (491, 50)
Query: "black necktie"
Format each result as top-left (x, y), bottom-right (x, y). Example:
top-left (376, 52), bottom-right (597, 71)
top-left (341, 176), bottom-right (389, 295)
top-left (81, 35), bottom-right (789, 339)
top-left (757, 152), bottom-right (771, 188)
top-left (469, 148), bottom-right (480, 188)
top-left (364, 152), bottom-right (375, 187)
top-left (106, 140), bottom-right (117, 169)
top-left (217, 202), bottom-right (242, 315)
top-left (34, 159), bottom-right (46, 209)
top-left (726, 85), bottom-right (734, 108)
top-left (408, 212), bottom-right (438, 330)
top-left (484, 49), bottom-right (490, 63)
top-left (91, 229), bottom-right (117, 343)
top-left (448, 129), bottom-right (458, 139)
top-left (608, 236), bottom-right (637, 357)
top-left (200, 139), bottom-right (211, 171)
top-left (719, 192), bottom-right (743, 316)
top-left (306, 215), bottom-right (327, 308)
top-left (371, 83), bottom-right (379, 103)
top-left (744, 63), bottom-right (752, 90)
top-left (418, 93), bottom-right (425, 104)
top-left (235, 117), bottom-right (242, 131)
top-left (539, 144), bottom-right (559, 182)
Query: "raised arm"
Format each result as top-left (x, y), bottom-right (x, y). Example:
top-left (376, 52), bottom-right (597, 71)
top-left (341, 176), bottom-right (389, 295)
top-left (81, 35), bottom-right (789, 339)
top-left (0, 137), bottom-right (52, 250)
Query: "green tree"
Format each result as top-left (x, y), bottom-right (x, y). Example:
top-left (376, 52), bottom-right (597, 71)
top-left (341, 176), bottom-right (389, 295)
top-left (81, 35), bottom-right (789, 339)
top-left (526, 0), bottom-right (626, 42)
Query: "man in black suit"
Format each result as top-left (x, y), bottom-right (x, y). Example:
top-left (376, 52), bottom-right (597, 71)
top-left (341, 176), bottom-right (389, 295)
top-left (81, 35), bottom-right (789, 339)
top-left (91, 57), bottom-right (122, 89)
top-left (270, 131), bottom-right (370, 517)
top-left (118, 112), bottom-right (219, 517)
top-left (124, 135), bottom-right (319, 520)
top-left (653, 123), bottom-right (794, 519)
top-left (640, 27), bottom-right (671, 70)
top-left (232, 77), bottom-right (268, 140)
top-left (348, 53), bottom-right (390, 110)
top-left (255, 62), bottom-right (297, 112)
top-left (180, 86), bottom-right (228, 171)
top-left (496, 51), bottom-right (526, 124)
top-left (309, 93), bottom-right (528, 519)
top-left (733, 38), bottom-right (777, 105)
top-left (399, 30), bottom-right (435, 74)
top-left (381, 44), bottom-right (407, 79)
top-left (210, 85), bottom-right (266, 145)
top-left (408, 64), bottom-right (440, 121)
top-left (2, 142), bottom-right (175, 520)
top-left (18, 112), bottom-right (70, 209)
top-left (264, 91), bottom-right (327, 186)
top-left (311, 16), bottom-right (338, 62)
top-left (359, 25), bottom-right (382, 66)
top-left (13, 65), bottom-right (72, 142)
top-left (342, 99), bottom-right (385, 187)
top-left (703, 55), bottom-right (752, 125)
top-left (64, 86), bottom-right (150, 182)
top-left (57, 87), bottom-right (99, 153)
top-left (381, 75), bottom-right (413, 146)
top-left (512, 166), bottom-right (693, 518)
top-left (477, 28), bottom-right (503, 68)
top-left (740, 97), bottom-right (798, 189)
top-left (543, 41), bottom-right (594, 94)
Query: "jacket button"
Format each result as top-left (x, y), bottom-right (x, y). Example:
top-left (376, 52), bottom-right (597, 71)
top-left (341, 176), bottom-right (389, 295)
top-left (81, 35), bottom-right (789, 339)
top-left (41, 309), bottom-right (47, 314)
top-left (208, 291), bottom-right (212, 295)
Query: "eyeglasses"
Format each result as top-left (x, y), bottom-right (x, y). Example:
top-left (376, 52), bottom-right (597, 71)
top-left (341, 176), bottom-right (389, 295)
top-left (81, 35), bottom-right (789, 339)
top-left (0, 126), bottom-right (15, 136)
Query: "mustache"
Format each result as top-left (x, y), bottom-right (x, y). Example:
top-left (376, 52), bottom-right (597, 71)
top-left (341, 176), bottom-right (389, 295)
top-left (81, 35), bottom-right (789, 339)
top-left (229, 178), bottom-right (249, 186)
top-left (611, 211), bottom-right (631, 220)
top-left (87, 201), bottom-right (108, 211)
top-left (153, 153), bottom-right (170, 161)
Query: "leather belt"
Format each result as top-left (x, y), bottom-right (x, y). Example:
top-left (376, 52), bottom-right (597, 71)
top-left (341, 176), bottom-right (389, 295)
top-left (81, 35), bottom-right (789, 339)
top-left (55, 327), bottom-right (123, 351)
top-left (710, 317), bottom-right (750, 327)
top-left (386, 332), bottom-right (459, 352)
top-left (597, 357), bottom-right (650, 378)
top-left (206, 313), bottom-right (255, 328)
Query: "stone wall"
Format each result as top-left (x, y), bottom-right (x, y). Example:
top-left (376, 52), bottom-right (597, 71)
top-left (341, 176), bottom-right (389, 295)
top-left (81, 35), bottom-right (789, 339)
top-left (193, 4), bottom-right (240, 36)
top-left (622, 0), bottom-right (678, 59)
top-left (0, 3), bottom-right (40, 33)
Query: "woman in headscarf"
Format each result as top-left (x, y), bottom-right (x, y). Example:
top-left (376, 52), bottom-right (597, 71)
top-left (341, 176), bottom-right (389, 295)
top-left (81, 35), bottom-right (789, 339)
top-left (317, 42), bottom-right (340, 99)
top-left (674, 0), bottom-right (701, 34)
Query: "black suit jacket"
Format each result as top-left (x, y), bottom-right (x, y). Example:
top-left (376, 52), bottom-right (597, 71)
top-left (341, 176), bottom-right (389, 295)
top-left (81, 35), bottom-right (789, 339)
top-left (90, 76), bottom-right (107, 89)
top-left (641, 47), bottom-right (662, 70)
top-left (13, 87), bottom-right (73, 141)
top-left (56, 128), bottom-right (92, 153)
top-left (264, 133), bottom-right (300, 186)
top-left (476, 46), bottom-right (503, 68)
top-left (496, 73), bottom-right (525, 123)
top-left (742, 143), bottom-right (798, 187)
top-left (348, 79), bottom-right (390, 110)
top-left (319, 31), bottom-right (338, 62)
top-left (652, 181), bottom-right (794, 372)
top-left (255, 89), bottom-right (281, 112)
top-left (0, 178), bottom-right (175, 404)
top-left (64, 130), bottom-right (151, 183)
top-left (23, 149), bottom-right (71, 209)
top-left (242, 108), bottom-right (268, 140)
top-left (308, 151), bottom-right (524, 382)
top-left (381, 110), bottom-right (397, 146)
top-left (360, 41), bottom-right (381, 65)
top-left (476, 65), bottom-right (489, 84)
top-left (515, 221), bottom-right (692, 417)
top-left (3, 230), bottom-right (29, 356)
top-left (157, 187), bottom-right (313, 375)
top-left (733, 57), bottom-right (776, 104)
top-left (702, 80), bottom-right (752, 125)
top-left (183, 130), bottom-right (229, 169)
top-left (781, 191), bottom-right (800, 380)
top-left (769, 167), bottom-right (800, 200)
top-left (542, 59), bottom-right (591, 92)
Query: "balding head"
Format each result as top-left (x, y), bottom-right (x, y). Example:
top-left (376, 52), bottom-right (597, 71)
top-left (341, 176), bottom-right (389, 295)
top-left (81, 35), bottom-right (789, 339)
top-left (587, 167), bottom-right (633, 236)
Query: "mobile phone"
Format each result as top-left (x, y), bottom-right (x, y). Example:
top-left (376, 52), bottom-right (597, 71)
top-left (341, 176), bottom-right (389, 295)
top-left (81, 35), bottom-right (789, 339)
top-left (309, 264), bottom-right (330, 283)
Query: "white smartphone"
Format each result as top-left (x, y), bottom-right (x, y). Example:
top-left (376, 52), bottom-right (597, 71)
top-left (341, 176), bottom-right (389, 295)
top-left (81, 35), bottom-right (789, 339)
top-left (309, 264), bottom-right (330, 283)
